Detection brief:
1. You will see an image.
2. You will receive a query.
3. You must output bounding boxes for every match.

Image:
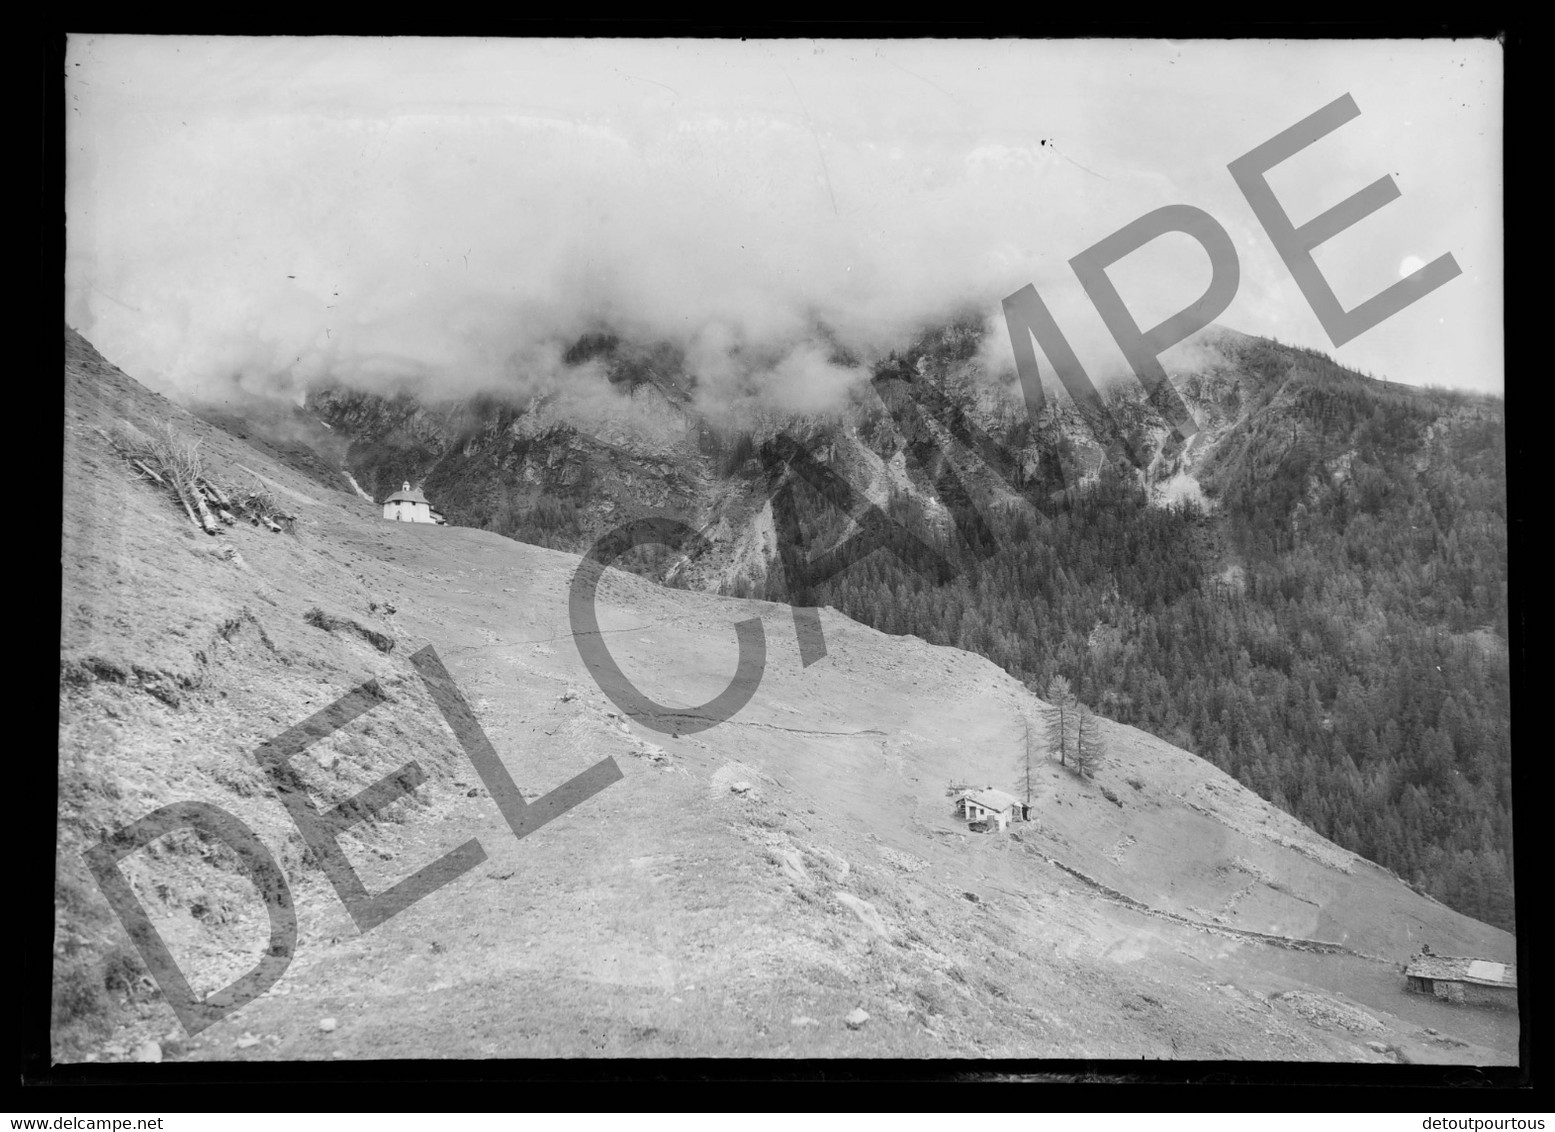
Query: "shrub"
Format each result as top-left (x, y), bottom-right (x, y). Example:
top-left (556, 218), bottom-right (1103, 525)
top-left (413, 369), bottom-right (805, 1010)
top-left (52, 964), bottom-right (107, 1031)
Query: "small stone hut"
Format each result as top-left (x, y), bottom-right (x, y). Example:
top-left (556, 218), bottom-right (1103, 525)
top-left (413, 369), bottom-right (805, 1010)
top-left (1403, 954), bottom-right (1517, 1010)
top-left (955, 787), bottom-right (1030, 831)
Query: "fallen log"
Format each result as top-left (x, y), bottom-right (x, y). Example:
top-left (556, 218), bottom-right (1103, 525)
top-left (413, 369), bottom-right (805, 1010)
top-left (261, 515), bottom-right (283, 533)
top-left (218, 508), bottom-right (236, 525)
top-left (170, 480), bottom-right (202, 531)
top-left (200, 479), bottom-right (231, 507)
top-left (132, 459), bottom-right (165, 485)
top-left (190, 487), bottom-right (220, 535)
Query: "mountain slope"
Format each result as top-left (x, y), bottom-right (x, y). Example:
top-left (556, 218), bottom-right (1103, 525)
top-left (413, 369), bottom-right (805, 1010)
top-left (58, 326), bottom-right (1516, 1064)
top-left (297, 320), bottom-right (1513, 932)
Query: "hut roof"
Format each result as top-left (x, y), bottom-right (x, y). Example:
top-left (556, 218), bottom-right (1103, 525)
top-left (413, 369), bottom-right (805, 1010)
top-left (963, 788), bottom-right (1023, 813)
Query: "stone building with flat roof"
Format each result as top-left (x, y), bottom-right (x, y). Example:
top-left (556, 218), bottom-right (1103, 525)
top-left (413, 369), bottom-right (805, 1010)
top-left (1404, 953), bottom-right (1517, 1010)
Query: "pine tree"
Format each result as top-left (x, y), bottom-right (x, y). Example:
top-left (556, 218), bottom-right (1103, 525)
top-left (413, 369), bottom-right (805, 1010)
top-left (1075, 703), bottom-right (1107, 778)
top-left (1041, 675), bottom-right (1076, 768)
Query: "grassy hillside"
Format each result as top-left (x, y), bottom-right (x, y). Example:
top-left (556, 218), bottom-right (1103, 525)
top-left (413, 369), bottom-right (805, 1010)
top-left (58, 327), bottom-right (1516, 1065)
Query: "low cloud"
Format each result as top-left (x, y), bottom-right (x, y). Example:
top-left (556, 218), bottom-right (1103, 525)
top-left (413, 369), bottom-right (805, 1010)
top-left (65, 37), bottom-right (1503, 417)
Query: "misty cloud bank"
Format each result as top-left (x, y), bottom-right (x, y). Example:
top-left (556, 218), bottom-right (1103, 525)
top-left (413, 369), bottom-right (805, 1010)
top-left (65, 38), bottom-right (1503, 419)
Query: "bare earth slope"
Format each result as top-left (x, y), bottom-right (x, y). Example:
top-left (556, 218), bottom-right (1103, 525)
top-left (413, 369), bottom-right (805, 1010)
top-left (58, 328), bottom-right (1516, 1064)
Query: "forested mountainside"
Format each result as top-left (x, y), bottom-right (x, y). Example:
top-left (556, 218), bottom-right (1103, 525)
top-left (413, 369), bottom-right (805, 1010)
top-left (299, 323), bottom-right (1513, 930)
top-left (771, 332), bottom-right (1512, 930)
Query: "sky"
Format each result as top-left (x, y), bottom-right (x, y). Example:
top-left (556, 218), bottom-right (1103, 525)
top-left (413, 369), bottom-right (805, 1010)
top-left (64, 36), bottom-right (1503, 415)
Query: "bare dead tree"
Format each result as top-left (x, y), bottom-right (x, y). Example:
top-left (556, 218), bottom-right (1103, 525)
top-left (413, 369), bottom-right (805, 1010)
top-left (1017, 713), bottom-right (1039, 807)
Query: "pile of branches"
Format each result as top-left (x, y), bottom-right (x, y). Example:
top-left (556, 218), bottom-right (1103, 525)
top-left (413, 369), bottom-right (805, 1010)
top-left (102, 423), bottom-right (297, 535)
